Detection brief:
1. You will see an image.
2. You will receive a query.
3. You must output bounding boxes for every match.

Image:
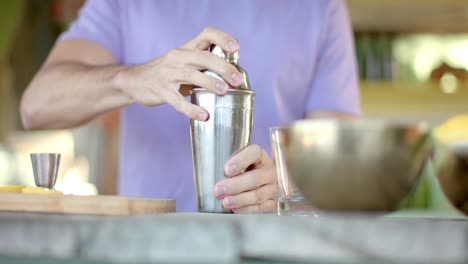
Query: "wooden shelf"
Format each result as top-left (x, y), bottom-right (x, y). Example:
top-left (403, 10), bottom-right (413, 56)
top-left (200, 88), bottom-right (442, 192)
top-left (360, 81), bottom-right (468, 125)
top-left (348, 0), bottom-right (468, 33)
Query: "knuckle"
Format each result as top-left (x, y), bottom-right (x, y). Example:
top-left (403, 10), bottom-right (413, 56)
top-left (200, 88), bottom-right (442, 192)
top-left (251, 144), bottom-right (263, 158)
top-left (178, 67), bottom-right (192, 81)
top-left (171, 48), bottom-right (191, 62)
top-left (172, 95), bottom-right (185, 112)
top-left (188, 106), bottom-right (201, 119)
top-left (226, 63), bottom-right (238, 74)
top-left (220, 33), bottom-right (233, 44)
top-left (189, 50), bottom-right (208, 66)
top-left (251, 171), bottom-right (262, 188)
top-left (216, 66), bottom-right (229, 77)
top-left (199, 50), bottom-right (213, 61)
top-left (166, 49), bottom-right (179, 60)
top-left (204, 76), bottom-right (218, 90)
top-left (218, 63), bottom-right (236, 79)
top-left (203, 26), bottom-right (231, 41)
top-left (196, 72), bottom-right (215, 90)
top-left (202, 26), bottom-right (214, 35)
top-left (255, 188), bottom-right (264, 203)
top-left (200, 50), bottom-right (212, 56)
top-left (192, 51), bottom-right (208, 66)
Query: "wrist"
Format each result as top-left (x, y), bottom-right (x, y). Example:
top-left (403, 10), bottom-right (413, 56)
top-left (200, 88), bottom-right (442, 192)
top-left (111, 66), bottom-right (135, 105)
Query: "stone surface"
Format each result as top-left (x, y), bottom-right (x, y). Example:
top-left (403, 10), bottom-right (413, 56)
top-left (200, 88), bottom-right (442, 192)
top-left (0, 213), bottom-right (238, 263)
top-left (0, 212), bottom-right (466, 263)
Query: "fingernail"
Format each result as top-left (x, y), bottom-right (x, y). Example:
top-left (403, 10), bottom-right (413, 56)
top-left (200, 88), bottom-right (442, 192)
top-left (225, 164), bottom-right (237, 175)
top-left (197, 111), bottom-right (208, 121)
top-left (216, 82), bottom-right (228, 93)
top-left (214, 185), bottom-right (227, 197)
top-left (228, 40), bottom-right (239, 51)
top-left (231, 73), bottom-right (241, 85)
top-left (223, 197), bottom-right (234, 208)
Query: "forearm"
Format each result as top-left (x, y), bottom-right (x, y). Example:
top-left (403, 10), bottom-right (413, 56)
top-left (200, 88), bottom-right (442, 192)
top-left (20, 62), bottom-right (133, 129)
top-left (21, 28), bottom-right (244, 128)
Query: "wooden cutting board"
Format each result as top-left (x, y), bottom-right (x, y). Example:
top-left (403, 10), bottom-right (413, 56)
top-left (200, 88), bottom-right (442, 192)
top-left (0, 193), bottom-right (175, 215)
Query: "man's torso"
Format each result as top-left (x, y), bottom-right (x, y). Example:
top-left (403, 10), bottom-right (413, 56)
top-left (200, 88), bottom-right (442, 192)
top-left (115, 0), bottom-right (325, 211)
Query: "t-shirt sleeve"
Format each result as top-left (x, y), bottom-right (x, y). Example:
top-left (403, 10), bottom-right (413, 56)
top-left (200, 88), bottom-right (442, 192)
top-left (306, 0), bottom-right (361, 116)
top-left (58, 0), bottom-right (122, 62)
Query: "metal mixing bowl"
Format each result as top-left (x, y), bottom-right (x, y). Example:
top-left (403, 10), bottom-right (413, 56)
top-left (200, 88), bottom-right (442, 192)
top-left (283, 119), bottom-right (432, 212)
top-left (434, 142), bottom-right (468, 215)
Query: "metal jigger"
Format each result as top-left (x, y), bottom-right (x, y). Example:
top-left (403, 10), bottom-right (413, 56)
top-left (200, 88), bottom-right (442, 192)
top-left (30, 153), bottom-right (61, 189)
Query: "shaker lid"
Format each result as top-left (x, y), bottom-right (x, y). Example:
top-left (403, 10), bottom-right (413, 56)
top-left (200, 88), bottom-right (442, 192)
top-left (209, 44), bottom-right (239, 64)
top-left (208, 44), bottom-right (251, 91)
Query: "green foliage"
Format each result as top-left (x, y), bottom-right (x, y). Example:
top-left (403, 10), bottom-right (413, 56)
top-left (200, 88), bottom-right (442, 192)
top-left (0, 0), bottom-right (25, 58)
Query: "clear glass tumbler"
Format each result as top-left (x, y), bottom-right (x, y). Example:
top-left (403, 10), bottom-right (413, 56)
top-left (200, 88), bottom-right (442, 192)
top-left (270, 127), bottom-right (317, 216)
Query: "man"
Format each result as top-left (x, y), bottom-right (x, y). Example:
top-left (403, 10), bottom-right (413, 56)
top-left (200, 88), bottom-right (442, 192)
top-left (20, 0), bottom-right (360, 212)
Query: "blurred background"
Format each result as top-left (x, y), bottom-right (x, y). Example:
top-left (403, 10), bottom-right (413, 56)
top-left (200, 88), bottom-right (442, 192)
top-left (0, 0), bottom-right (467, 212)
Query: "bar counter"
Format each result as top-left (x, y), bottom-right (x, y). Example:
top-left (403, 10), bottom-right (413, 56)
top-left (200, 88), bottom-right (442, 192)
top-left (0, 211), bottom-right (466, 263)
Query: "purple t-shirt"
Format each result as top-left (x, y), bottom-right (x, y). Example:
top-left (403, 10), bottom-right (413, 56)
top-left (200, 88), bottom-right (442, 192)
top-left (60, 0), bottom-right (360, 212)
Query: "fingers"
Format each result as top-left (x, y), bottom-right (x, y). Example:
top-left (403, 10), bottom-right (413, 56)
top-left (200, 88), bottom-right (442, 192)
top-left (215, 144), bottom-right (277, 213)
top-left (167, 48), bottom-right (242, 88)
top-left (184, 26), bottom-right (239, 52)
top-left (164, 91), bottom-right (209, 121)
top-left (185, 50), bottom-right (243, 87)
top-left (221, 184), bottom-right (277, 210)
top-left (143, 27), bottom-right (243, 121)
top-left (225, 145), bottom-right (264, 177)
top-left (214, 168), bottom-right (274, 198)
top-left (176, 67), bottom-right (230, 95)
top-left (232, 200), bottom-right (277, 214)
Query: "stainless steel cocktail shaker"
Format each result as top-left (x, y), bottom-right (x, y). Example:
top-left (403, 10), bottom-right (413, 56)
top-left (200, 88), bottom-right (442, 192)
top-left (190, 45), bottom-right (255, 213)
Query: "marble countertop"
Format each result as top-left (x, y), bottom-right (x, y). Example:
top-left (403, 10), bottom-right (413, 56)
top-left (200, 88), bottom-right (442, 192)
top-left (0, 212), bottom-right (466, 263)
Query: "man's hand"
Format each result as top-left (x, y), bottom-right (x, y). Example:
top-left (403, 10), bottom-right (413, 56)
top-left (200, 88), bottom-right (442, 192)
top-left (213, 144), bottom-right (277, 213)
top-left (21, 26), bottom-right (241, 129)
top-left (116, 26), bottom-right (243, 121)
